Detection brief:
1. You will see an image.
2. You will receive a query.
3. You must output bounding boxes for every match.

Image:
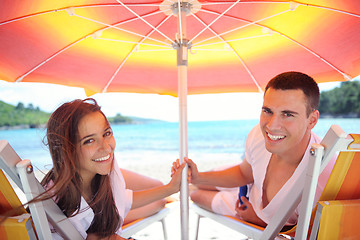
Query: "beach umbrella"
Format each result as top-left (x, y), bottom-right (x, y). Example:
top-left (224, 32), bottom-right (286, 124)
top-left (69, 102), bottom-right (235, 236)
top-left (1, 1), bottom-right (360, 239)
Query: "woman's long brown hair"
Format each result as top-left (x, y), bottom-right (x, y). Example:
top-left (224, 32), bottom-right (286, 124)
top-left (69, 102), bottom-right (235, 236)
top-left (41, 98), bottom-right (121, 237)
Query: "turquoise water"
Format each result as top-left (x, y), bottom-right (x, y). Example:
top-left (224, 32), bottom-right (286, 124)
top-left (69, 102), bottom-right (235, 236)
top-left (0, 118), bottom-right (359, 170)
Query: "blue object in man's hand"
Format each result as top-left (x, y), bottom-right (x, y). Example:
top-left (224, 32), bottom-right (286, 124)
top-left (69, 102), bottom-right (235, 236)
top-left (238, 185), bottom-right (249, 205)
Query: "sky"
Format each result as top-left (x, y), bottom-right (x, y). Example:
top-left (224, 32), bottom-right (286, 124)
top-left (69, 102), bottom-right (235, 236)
top-left (0, 78), bottom-right (358, 122)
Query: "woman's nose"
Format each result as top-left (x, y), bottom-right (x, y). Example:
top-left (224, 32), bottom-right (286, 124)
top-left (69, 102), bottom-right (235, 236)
top-left (99, 138), bottom-right (111, 152)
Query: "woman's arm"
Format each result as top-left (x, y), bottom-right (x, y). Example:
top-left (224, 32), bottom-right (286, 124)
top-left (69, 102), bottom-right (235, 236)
top-left (131, 162), bottom-right (186, 209)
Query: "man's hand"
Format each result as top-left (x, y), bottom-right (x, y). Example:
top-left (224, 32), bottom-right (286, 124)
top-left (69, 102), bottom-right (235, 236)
top-left (235, 197), bottom-right (267, 227)
top-left (171, 158), bottom-right (195, 183)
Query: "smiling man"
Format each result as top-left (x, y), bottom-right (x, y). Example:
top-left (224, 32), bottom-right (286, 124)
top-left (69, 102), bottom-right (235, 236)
top-left (187, 71), bottom-right (334, 228)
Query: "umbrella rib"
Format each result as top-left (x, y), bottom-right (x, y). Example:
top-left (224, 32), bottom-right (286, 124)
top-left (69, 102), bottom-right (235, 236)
top-left (0, 9), bottom-right (60, 26)
top-left (102, 14), bottom-right (173, 93)
top-left (0, 3), bottom-right (161, 26)
top-left (191, 13), bottom-right (263, 93)
top-left (15, 10), bottom-right (172, 83)
top-left (192, 8), bottom-right (290, 47)
top-left (194, 8), bottom-right (353, 79)
top-left (200, 1), bottom-right (360, 18)
top-left (295, 2), bottom-right (360, 18)
top-left (73, 11), bottom-right (172, 47)
top-left (278, 33), bottom-right (353, 79)
top-left (194, 34), bottom-right (270, 48)
top-left (115, 0), bottom-right (175, 44)
top-left (96, 38), bottom-right (172, 49)
top-left (16, 38), bottom-right (85, 82)
top-left (189, 0), bottom-right (241, 44)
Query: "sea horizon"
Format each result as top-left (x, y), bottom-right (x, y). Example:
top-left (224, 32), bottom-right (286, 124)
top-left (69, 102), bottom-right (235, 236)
top-left (1, 118), bottom-right (359, 172)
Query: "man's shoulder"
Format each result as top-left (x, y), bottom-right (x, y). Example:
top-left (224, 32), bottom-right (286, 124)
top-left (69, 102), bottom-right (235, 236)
top-left (247, 124), bottom-right (263, 143)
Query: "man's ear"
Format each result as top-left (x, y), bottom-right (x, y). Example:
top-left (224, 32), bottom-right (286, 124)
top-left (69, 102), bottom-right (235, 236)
top-left (308, 109), bottom-right (319, 130)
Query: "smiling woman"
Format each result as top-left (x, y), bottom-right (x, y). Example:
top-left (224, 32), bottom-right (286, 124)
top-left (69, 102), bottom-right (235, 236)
top-left (30, 98), bottom-right (186, 239)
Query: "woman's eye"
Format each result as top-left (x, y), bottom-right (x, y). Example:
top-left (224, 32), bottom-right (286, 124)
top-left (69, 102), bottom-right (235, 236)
top-left (83, 139), bottom-right (94, 145)
top-left (104, 130), bottom-right (113, 137)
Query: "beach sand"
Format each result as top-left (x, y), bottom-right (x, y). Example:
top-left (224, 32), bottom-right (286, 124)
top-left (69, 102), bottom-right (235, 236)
top-left (120, 157), bottom-right (248, 240)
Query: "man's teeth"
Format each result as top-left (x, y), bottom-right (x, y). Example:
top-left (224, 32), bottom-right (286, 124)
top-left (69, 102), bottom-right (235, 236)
top-left (267, 133), bottom-right (285, 141)
top-left (93, 154), bottom-right (110, 162)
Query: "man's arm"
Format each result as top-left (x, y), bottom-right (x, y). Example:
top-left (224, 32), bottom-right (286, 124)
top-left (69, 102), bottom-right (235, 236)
top-left (187, 158), bottom-right (254, 188)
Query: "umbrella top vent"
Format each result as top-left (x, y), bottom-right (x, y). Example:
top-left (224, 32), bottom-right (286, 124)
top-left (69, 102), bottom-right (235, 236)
top-left (160, 0), bottom-right (201, 16)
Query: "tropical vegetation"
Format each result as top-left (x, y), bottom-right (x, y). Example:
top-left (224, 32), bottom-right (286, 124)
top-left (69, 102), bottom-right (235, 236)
top-left (0, 101), bottom-right (50, 128)
top-left (319, 80), bottom-right (360, 117)
top-left (0, 101), bottom-right (133, 128)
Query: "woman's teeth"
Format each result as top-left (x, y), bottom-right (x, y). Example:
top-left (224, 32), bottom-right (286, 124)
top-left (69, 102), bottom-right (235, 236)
top-left (93, 154), bottom-right (110, 162)
top-left (267, 133), bottom-right (285, 141)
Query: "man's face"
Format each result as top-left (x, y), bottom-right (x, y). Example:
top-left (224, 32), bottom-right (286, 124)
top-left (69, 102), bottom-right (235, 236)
top-left (260, 88), bottom-right (318, 158)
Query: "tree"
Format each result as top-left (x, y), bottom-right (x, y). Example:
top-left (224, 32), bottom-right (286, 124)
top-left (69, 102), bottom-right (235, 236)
top-left (15, 102), bottom-right (25, 110)
top-left (319, 80), bottom-right (360, 117)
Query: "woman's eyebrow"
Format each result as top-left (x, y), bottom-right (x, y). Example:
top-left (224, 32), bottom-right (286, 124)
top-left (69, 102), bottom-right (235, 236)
top-left (80, 133), bottom-right (95, 142)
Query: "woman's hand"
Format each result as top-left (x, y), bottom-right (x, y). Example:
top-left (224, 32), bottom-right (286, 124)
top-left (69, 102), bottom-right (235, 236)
top-left (168, 160), bottom-right (186, 193)
top-left (171, 158), bottom-right (199, 184)
top-left (235, 198), bottom-right (266, 227)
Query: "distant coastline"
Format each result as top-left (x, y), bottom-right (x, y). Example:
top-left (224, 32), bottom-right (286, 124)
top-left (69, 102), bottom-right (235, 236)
top-left (320, 113), bottom-right (360, 119)
top-left (0, 118), bottom-right (165, 131)
top-left (0, 100), bottom-right (165, 130)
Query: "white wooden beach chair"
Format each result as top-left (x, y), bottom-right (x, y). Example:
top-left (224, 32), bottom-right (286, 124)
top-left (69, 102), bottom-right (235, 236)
top-left (0, 140), bottom-right (170, 240)
top-left (191, 125), bottom-right (360, 239)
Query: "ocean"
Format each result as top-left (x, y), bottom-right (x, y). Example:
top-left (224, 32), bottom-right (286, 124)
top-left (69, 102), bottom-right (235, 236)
top-left (0, 118), bottom-right (359, 171)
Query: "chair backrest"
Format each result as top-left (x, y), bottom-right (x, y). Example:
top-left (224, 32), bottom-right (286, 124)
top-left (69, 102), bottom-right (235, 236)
top-left (0, 169), bottom-right (37, 239)
top-left (0, 170), bottom-right (26, 215)
top-left (314, 199), bottom-right (360, 240)
top-left (305, 132), bottom-right (360, 239)
top-left (0, 139), bottom-right (83, 240)
top-left (319, 133), bottom-right (360, 201)
top-left (295, 128), bottom-right (360, 239)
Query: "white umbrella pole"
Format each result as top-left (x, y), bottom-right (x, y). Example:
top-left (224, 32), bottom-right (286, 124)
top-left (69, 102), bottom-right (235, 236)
top-left (178, 62), bottom-right (189, 240)
top-left (177, 4), bottom-right (189, 239)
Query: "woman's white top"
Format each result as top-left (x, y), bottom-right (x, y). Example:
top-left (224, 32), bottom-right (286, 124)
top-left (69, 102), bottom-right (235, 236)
top-left (51, 158), bottom-right (133, 239)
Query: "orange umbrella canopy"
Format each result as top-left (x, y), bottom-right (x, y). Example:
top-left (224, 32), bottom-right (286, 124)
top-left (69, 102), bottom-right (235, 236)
top-left (0, 0), bottom-right (359, 96)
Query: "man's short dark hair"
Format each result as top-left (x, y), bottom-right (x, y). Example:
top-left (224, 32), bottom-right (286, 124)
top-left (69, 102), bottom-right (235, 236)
top-left (264, 71), bottom-right (320, 116)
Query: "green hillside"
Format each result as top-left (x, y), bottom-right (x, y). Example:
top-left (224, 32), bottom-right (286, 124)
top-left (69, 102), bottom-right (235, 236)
top-left (0, 101), bottom-right (50, 128)
top-left (0, 101), bottom-right (162, 129)
top-left (319, 80), bottom-right (360, 117)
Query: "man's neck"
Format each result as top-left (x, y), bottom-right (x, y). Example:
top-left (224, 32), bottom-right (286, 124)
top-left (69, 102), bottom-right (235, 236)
top-left (275, 131), bottom-right (312, 165)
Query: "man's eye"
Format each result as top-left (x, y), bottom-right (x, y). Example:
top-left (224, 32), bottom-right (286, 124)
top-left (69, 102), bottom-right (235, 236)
top-left (262, 108), bottom-right (272, 114)
top-left (284, 112), bottom-right (294, 117)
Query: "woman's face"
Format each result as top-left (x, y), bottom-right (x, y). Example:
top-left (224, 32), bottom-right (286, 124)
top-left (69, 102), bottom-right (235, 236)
top-left (76, 111), bottom-right (116, 185)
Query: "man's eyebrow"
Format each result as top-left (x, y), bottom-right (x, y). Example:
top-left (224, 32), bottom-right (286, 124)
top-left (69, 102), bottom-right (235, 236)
top-left (282, 110), bottom-right (299, 115)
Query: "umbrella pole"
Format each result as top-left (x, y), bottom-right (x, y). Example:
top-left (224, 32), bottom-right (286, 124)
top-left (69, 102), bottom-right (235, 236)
top-left (176, 4), bottom-right (189, 239)
top-left (178, 62), bottom-right (189, 240)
